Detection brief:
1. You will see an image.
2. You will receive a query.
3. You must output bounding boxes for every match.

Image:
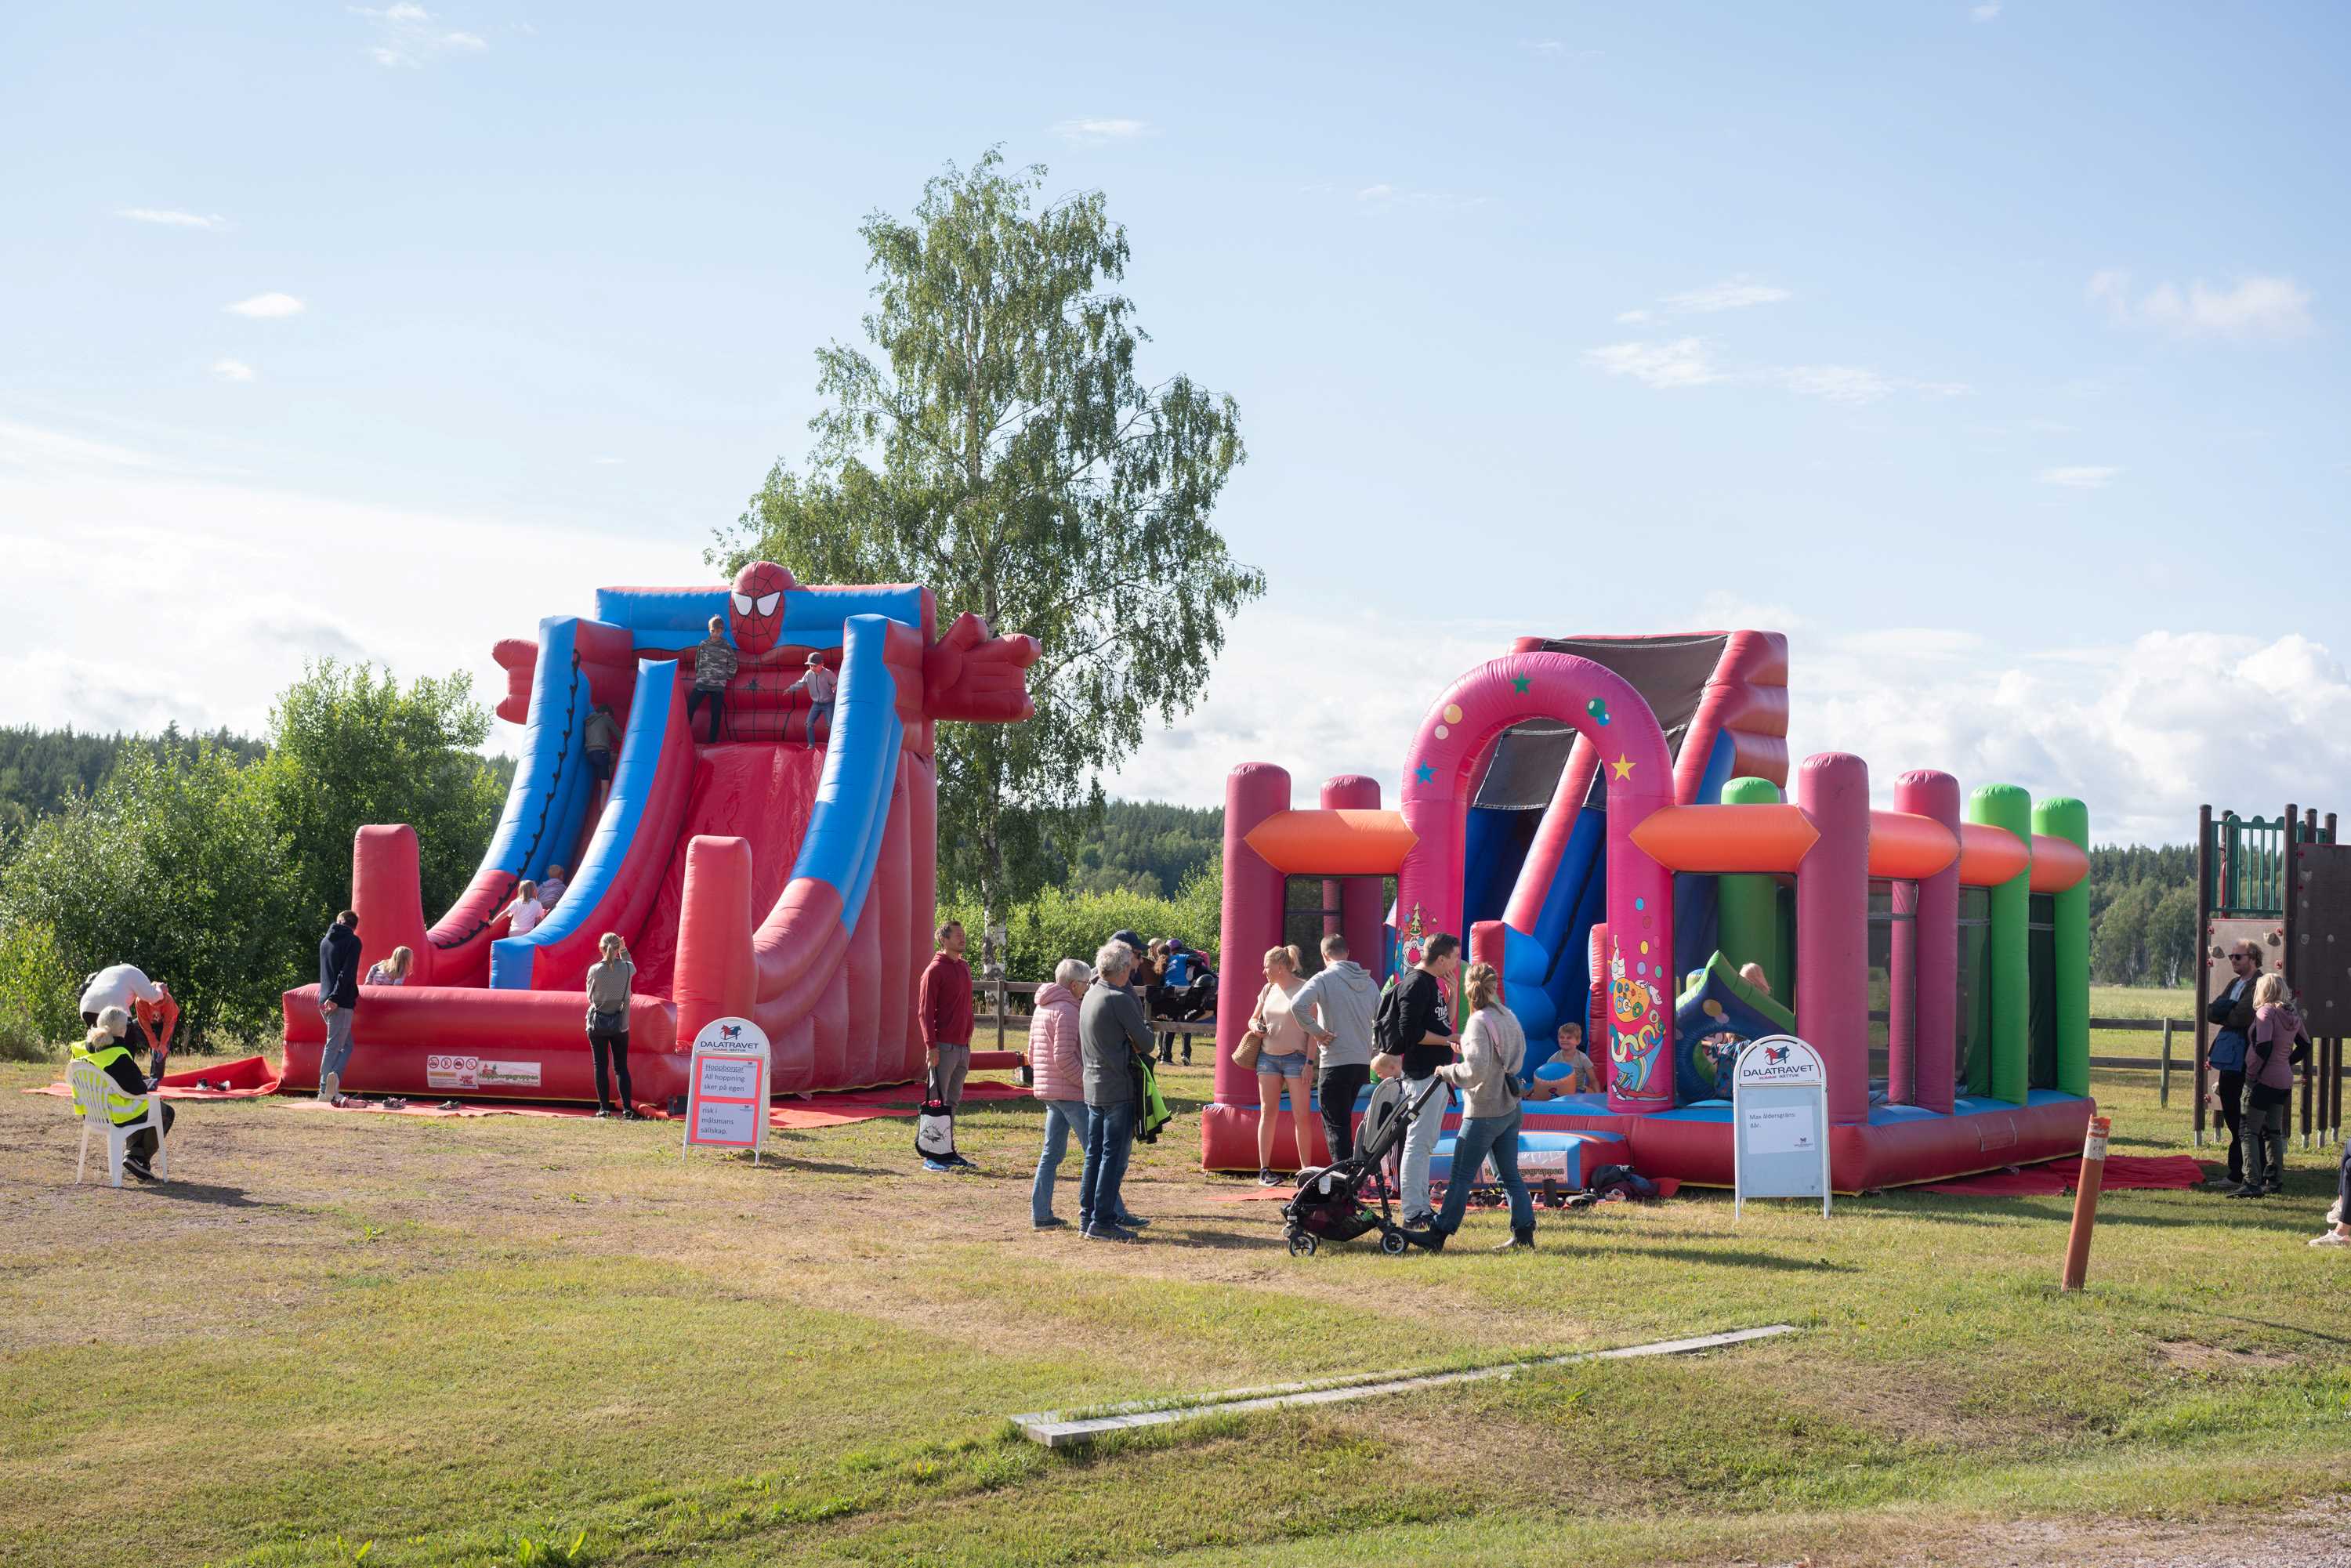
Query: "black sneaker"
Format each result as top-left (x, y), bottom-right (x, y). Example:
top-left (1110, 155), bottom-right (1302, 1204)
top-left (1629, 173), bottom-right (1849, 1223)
top-left (1084, 1222), bottom-right (1139, 1243)
top-left (437, 1100), bottom-right (463, 1111)
top-left (2227, 1184), bottom-right (2266, 1199)
top-left (592, 1107), bottom-right (613, 1119)
top-left (1258, 1168), bottom-right (1281, 1186)
top-left (1034, 1215), bottom-right (1072, 1230)
top-left (121, 1157), bottom-right (156, 1183)
top-left (620, 1108), bottom-right (645, 1121)
top-left (1402, 1211), bottom-right (1437, 1229)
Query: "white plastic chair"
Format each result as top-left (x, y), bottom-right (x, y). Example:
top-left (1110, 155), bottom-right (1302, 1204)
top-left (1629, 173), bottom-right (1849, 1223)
top-left (69, 1057), bottom-right (168, 1188)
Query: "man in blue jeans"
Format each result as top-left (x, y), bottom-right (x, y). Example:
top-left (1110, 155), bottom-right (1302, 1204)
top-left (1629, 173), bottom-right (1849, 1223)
top-left (316, 910), bottom-right (363, 1102)
top-left (1078, 940), bottom-right (1154, 1241)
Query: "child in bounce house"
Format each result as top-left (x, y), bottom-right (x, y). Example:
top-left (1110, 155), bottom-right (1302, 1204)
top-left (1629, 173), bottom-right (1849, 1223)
top-left (1549, 1021), bottom-right (1599, 1095)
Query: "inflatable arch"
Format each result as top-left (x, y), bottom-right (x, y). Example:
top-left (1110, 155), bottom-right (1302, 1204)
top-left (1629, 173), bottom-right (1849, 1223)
top-left (1394, 651), bottom-right (1678, 1112)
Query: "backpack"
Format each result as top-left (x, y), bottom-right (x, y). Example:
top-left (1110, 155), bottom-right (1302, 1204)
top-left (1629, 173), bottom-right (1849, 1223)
top-left (915, 1070), bottom-right (956, 1161)
top-left (1373, 976), bottom-right (1405, 1056)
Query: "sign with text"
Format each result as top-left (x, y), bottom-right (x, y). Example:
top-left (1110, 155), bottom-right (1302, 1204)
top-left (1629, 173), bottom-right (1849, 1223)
top-left (1732, 1034), bottom-right (1831, 1218)
top-left (683, 1016), bottom-right (771, 1163)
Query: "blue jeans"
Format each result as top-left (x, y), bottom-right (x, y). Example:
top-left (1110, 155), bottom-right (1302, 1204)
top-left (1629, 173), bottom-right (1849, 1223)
top-left (1033, 1099), bottom-right (1090, 1223)
top-left (1079, 1099), bottom-right (1136, 1231)
top-left (1433, 1108), bottom-right (1533, 1237)
top-left (809, 699), bottom-right (833, 736)
top-left (318, 1003), bottom-right (356, 1095)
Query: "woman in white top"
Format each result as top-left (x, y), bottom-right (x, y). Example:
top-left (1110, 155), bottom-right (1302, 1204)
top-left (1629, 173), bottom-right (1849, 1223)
top-left (499, 882), bottom-right (545, 936)
top-left (1247, 944), bottom-right (1316, 1185)
top-left (1425, 961), bottom-right (1538, 1252)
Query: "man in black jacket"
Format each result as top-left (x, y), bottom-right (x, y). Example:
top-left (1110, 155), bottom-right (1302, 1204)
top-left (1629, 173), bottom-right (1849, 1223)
top-left (2204, 941), bottom-right (2260, 1186)
top-left (317, 911), bottom-right (362, 1102)
top-left (1387, 932), bottom-right (1460, 1229)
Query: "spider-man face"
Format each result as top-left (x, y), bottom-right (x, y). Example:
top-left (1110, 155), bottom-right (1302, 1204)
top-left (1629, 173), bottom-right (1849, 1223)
top-left (728, 561), bottom-right (794, 655)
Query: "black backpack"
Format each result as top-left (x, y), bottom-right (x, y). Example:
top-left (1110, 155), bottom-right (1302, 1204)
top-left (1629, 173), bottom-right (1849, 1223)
top-left (1373, 976), bottom-right (1404, 1056)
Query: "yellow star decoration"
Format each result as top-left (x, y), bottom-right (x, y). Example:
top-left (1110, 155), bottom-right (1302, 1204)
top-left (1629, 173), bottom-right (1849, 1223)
top-left (1611, 754), bottom-right (1636, 780)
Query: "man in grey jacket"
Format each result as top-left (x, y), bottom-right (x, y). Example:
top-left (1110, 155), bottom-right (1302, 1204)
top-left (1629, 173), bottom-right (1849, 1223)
top-left (1078, 940), bottom-right (1155, 1242)
top-left (1293, 932), bottom-right (1379, 1165)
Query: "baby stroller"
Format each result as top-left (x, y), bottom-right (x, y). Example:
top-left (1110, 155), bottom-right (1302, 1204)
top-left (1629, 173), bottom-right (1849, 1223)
top-left (1281, 1074), bottom-right (1447, 1257)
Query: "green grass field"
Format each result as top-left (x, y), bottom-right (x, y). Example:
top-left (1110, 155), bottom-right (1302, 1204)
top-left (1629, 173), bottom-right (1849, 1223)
top-left (5, 991), bottom-right (2348, 1567)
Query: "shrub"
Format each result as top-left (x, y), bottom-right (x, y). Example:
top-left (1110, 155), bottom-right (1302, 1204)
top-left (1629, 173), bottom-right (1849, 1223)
top-left (0, 917), bottom-right (79, 1061)
top-left (944, 860), bottom-right (1223, 988)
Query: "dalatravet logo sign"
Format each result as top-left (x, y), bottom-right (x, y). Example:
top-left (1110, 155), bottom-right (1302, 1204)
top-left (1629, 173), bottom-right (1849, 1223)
top-left (1731, 1035), bottom-right (1826, 1089)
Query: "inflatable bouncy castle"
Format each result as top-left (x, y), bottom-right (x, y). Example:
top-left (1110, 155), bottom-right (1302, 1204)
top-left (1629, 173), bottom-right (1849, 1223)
top-left (281, 563), bottom-right (1036, 1106)
top-left (1204, 632), bottom-right (2098, 1192)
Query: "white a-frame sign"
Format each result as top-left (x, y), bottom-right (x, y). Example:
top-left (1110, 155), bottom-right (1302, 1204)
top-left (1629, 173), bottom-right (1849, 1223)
top-left (1732, 1034), bottom-right (1831, 1219)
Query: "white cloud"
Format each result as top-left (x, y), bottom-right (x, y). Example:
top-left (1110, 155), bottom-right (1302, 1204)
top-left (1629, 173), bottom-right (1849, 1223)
top-left (1520, 38), bottom-right (1602, 60)
top-left (352, 4), bottom-right (491, 67)
top-left (1971, 3), bottom-right (2001, 20)
top-left (0, 419), bottom-right (688, 745)
top-left (2038, 465), bottom-right (2121, 489)
top-left (211, 359), bottom-right (255, 383)
top-left (1052, 118), bottom-right (1148, 145)
top-left (1663, 277), bottom-right (1793, 313)
top-left (117, 208), bottom-right (226, 230)
top-left (2089, 270), bottom-right (2314, 341)
top-left (226, 292), bottom-right (305, 319)
top-left (1614, 309), bottom-right (1652, 325)
top-left (1588, 342), bottom-right (1968, 403)
top-left (1110, 600), bottom-right (2351, 848)
top-left (1583, 337), bottom-right (1725, 390)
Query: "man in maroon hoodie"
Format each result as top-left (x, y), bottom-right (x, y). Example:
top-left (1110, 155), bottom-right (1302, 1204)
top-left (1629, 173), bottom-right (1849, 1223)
top-left (920, 922), bottom-right (976, 1169)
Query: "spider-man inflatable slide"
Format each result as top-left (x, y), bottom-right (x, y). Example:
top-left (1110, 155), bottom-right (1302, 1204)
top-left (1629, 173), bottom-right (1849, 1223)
top-left (280, 563), bottom-right (1037, 1105)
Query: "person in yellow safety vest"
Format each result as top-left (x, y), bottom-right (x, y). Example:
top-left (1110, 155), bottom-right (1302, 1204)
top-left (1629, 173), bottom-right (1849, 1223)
top-left (71, 1005), bottom-right (173, 1182)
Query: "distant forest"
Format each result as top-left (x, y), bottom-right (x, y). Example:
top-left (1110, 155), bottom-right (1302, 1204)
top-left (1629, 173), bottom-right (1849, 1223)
top-left (0, 724), bottom-right (2198, 987)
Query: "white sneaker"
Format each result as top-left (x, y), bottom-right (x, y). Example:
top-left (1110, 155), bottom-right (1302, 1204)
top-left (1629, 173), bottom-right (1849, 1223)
top-left (2309, 1231), bottom-right (2350, 1248)
top-left (318, 1070), bottom-right (340, 1102)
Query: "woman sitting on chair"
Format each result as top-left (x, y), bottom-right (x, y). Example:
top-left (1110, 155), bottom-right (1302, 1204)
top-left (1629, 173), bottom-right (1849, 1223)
top-left (74, 1005), bottom-right (172, 1182)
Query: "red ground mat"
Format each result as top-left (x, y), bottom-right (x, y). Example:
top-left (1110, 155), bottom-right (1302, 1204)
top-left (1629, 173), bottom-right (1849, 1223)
top-left (24, 1054), bottom-right (283, 1102)
top-left (1212, 1175), bottom-right (1685, 1203)
top-left (1918, 1153), bottom-right (2208, 1197)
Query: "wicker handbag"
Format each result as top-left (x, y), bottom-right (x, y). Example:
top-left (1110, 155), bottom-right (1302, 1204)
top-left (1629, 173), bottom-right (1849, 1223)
top-left (1231, 1028), bottom-right (1265, 1070)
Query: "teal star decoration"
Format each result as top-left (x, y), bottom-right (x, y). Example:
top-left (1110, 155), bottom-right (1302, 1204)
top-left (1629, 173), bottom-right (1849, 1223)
top-left (1415, 764), bottom-right (1435, 784)
top-left (1511, 675), bottom-right (1531, 694)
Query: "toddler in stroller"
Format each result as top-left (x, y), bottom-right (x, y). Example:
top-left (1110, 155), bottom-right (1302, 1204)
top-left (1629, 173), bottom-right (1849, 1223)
top-left (1281, 1074), bottom-right (1447, 1256)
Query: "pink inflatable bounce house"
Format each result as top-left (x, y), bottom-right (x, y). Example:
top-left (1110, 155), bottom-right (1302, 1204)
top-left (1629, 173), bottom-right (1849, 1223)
top-left (1205, 632), bottom-right (2096, 1193)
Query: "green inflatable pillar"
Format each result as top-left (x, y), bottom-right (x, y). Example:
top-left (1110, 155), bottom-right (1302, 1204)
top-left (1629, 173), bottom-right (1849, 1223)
top-left (1717, 776), bottom-right (1788, 993)
top-left (1967, 783), bottom-right (2033, 1106)
top-left (2034, 796), bottom-right (2092, 1099)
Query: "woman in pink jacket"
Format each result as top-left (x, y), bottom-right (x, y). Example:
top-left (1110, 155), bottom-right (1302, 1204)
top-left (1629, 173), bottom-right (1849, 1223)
top-left (1030, 958), bottom-right (1095, 1229)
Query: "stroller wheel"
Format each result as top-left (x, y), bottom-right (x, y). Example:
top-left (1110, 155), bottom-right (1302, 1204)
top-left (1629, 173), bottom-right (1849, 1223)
top-left (1379, 1229), bottom-right (1411, 1257)
top-left (1288, 1231), bottom-right (1317, 1257)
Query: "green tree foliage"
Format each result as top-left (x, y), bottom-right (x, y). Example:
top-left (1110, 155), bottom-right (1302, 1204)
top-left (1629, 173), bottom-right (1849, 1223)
top-left (252, 661), bottom-right (505, 931)
top-left (1066, 800), bottom-right (1223, 897)
top-left (721, 149), bottom-right (1260, 941)
top-left (0, 723), bottom-right (265, 837)
top-left (0, 742), bottom-right (298, 1045)
top-left (943, 860), bottom-right (1223, 994)
top-left (2085, 845), bottom-right (2197, 986)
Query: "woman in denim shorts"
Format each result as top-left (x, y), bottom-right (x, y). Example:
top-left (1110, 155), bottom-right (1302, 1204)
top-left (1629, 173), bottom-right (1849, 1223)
top-left (1249, 945), bottom-right (1317, 1185)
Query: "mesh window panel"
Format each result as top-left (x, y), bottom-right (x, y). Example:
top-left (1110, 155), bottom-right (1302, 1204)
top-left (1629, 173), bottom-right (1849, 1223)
top-left (1281, 878), bottom-right (1331, 981)
top-left (1956, 885), bottom-right (1993, 1096)
top-left (2028, 893), bottom-right (2057, 1090)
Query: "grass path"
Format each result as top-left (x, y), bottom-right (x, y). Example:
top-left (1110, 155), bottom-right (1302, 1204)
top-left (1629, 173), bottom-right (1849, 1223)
top-left (5, 1022), bottom-right (2349, 1566)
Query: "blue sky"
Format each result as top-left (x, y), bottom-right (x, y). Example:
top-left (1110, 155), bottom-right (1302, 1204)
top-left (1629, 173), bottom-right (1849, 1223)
top-left (3, 2), bottom-right (2346, 843)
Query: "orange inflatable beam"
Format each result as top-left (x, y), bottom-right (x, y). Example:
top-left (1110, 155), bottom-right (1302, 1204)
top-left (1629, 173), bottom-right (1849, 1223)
top-left (2030, 833), bottom-right (2090, 893)
top-left (1958, 823), bottom-right (2031, 887)
top-left (1867, 810), bottom-right (1960, 879)
top-left (1243, 809), bottom-right (1417, 877)
top-left (1628, 804), bottom-right (1819, 873)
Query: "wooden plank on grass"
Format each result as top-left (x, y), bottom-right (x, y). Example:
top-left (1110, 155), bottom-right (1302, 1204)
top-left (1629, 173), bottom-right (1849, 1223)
top-left (1011, 1324), bottom-right (1800, 1449)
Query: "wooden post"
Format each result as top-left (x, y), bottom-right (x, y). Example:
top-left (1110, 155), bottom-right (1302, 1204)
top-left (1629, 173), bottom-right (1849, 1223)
top-left (2060, 1115), bottom-right (2114, 1291)
top-left (2159, 1017), bottom-right (2172, 1108)
top-left (2193, 804), bottom-right (2212, 1147)
top-left (994, 975), bottom-right (1007, 1056)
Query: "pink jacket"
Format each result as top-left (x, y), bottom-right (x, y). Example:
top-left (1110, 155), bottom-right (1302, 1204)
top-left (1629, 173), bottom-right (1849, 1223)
top-left (1029, 981), bottom-right (1085, 1101)
top-left (2250, 1002), bottom-right (2306, 1093)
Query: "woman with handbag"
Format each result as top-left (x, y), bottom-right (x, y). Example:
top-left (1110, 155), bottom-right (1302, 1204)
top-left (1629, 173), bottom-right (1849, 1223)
top-left (1245, 945), bottom-right (1317, 1186)
top-left (585, 932), bottom-right (642, 1119)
